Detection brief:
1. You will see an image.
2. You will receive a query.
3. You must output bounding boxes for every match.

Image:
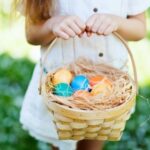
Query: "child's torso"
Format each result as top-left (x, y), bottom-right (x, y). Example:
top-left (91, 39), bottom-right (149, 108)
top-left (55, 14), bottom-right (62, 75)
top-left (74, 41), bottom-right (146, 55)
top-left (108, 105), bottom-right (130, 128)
top-left (42, 0), bottom-right (130, 72)
top-left (54, 0), bottom-right (129, 19)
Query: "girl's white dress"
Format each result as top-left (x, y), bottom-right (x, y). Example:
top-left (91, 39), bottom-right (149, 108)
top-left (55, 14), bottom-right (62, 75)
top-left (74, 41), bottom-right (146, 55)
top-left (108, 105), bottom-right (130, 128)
top-left (20, 0), bottom-right (150, 150)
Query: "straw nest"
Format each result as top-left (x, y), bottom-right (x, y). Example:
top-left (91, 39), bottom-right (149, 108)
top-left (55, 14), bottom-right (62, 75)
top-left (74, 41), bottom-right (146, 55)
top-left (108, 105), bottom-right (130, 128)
top-left (43, 58), bottom-right (136, 111)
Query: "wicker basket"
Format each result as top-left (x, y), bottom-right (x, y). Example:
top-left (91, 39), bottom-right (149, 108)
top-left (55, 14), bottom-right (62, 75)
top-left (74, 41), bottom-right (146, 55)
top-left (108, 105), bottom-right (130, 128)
top-left (39, 33), bottom-right (138, 141)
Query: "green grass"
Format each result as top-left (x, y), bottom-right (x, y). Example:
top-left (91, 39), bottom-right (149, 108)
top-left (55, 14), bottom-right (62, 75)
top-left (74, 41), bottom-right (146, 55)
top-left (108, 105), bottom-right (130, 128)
top-left (0, 54), bottom-right (50, 150)
top-left (104, 87), bottom-right (150, 150)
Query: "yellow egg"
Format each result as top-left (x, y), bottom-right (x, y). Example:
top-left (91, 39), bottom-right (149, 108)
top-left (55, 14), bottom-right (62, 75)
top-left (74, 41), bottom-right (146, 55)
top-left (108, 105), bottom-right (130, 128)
top-left (52, 68), bottom-right (73, 85)
top-left (91, 78), bottom-right (112, 96)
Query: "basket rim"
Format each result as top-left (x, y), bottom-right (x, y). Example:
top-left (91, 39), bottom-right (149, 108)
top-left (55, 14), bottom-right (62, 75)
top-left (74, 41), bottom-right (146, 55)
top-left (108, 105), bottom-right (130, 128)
top-left (45, 90), bottom-right (136, 113)
top-left (43, 69), bottom-right (137, 108)
top-left (43, 77), bottom-right (136, 120)
top-left (45, 96), bottom-right (135, 120)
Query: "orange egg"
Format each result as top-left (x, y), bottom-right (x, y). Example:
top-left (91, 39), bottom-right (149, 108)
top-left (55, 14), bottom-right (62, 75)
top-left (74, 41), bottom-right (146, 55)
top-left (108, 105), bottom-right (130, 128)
top-left (52, 68), bottom-right (73, 85)
top-left (74, 90), bottom-right (91, 97)
top-left (91, 77), bottom-right (112, 96)
top-left (89, 75), bottom-right (105, 87)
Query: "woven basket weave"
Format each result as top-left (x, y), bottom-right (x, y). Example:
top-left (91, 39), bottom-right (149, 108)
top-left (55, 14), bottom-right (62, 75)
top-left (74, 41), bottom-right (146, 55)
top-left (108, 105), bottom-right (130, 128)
top-left (39, 33), bottom-right (138, 141)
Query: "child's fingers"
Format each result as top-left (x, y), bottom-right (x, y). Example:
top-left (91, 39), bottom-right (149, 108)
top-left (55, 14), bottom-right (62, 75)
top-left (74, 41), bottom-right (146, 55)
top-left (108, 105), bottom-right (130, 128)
top-left (78, 30), bottom-right (85, 37)
top-left (61, 26), bottom-right (76, 37)
top-left (84, 27), bottom-right (92, 37)
top-left (86, 15), bottom-right (97, 31)
top-left (88, 32), bottom-right (92, 37)
top-left (57, 31), bottom-right (70, 40)
top-left (113, 23), bottom-right (118, 31)
top-left (103, 23), bottom-right (118, 35)
top-left (92, 18), bottom-right (103, 33)
top-left (68, 22), bottom-right (82, 35)
top-left (98, 21), bottom-right (110, 35)
top-left (103, 25), bottom-right (114, 35)
top-left (86, 31), bottom-right (92, 37)
top-left (74, 17), bottom-right (86, 31)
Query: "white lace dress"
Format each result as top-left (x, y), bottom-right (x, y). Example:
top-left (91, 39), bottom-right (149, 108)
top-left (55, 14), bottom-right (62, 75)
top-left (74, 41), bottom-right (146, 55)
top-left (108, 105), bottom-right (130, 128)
top-left (20, 0), bottom-right (150, 150)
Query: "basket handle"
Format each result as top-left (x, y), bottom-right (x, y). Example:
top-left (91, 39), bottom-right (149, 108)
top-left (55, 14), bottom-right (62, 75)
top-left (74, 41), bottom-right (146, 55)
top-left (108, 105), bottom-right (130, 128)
top-left (39, 32), bottom-right (138, 95)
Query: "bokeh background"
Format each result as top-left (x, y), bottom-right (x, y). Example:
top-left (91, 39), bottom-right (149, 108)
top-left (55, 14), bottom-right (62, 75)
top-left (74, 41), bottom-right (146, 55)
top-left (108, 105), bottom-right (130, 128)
top-left (0, 1), bottom-right (150, 150)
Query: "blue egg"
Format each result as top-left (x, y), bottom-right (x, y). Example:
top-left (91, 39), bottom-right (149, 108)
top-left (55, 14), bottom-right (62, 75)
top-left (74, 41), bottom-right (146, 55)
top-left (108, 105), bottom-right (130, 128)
top-left (70, 75), bottom-right (89, 92)
top-left (53, 83), bottom-right (74, 97)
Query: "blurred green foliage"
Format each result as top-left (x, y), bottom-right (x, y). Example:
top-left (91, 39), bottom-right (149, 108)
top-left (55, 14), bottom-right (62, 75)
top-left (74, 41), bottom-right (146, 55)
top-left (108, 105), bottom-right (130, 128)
top-left (0, 54), bottom-right (37, 150)
top-left (104, 88), bottom-right (150, 150)
top-left (0, 54), bottom-right (150, 150)
top-left (0, 54), bottom-right (51, 150)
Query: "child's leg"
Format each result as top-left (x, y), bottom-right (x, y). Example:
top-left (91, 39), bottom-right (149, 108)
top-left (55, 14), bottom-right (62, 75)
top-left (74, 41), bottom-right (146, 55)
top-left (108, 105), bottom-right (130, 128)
top-left (51, 145), bottom-right (59, 150)
top-left (77, 140), bottom-right (104, 150)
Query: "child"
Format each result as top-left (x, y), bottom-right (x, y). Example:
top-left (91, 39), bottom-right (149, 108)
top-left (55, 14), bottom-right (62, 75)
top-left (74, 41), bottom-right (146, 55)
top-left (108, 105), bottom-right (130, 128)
top-left (16, 0), bottom-right (150, 150)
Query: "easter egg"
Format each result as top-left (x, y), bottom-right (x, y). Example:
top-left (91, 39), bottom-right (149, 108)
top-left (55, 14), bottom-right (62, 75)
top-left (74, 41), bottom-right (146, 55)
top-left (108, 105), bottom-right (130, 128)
top-left (91, 78), bottom-right (112, 96)
top-left (53, 83), bottom-right (73, 97)
top-left (52, 68), bottom-right (73, 85)
top-left (71, 75), bottom-right (89, 92)
top-left (89, 75), bottom-right (105, 87)
top-left (74, 90), bottom-right (91, 97)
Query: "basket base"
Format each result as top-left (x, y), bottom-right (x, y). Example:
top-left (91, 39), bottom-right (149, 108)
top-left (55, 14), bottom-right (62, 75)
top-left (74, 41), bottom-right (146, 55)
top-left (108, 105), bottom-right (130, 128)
top-left (58, 131), bottom-right (123, 141)
top-left (45, 94), bottom-right (135, 141)
top-left (54, 115), bottom-right (128, 141)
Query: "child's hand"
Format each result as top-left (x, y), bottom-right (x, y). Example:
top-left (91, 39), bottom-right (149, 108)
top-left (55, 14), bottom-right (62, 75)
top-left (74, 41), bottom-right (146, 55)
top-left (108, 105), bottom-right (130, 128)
top-left (48, 16), bottom-right (86, 40)
top-left (86, 14), bottom-right (119, 36)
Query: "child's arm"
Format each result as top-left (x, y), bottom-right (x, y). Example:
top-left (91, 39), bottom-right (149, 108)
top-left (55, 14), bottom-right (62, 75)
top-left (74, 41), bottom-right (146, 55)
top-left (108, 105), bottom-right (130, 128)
top-left (116, 13), bottom-right (146, 41)
top-left (86, 13), bottom-right (146, 41)
top-left (26, 16), bottom-right (86, 46)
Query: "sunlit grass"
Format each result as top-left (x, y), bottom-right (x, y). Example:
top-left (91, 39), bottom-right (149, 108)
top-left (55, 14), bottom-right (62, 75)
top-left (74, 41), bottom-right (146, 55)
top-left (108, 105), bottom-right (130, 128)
top-left (130, 39), bottom-right (150, 86)
top-left (129, 18), bottom-right (150, 85)
top-left (0, 18), bottom-right (40, 62)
